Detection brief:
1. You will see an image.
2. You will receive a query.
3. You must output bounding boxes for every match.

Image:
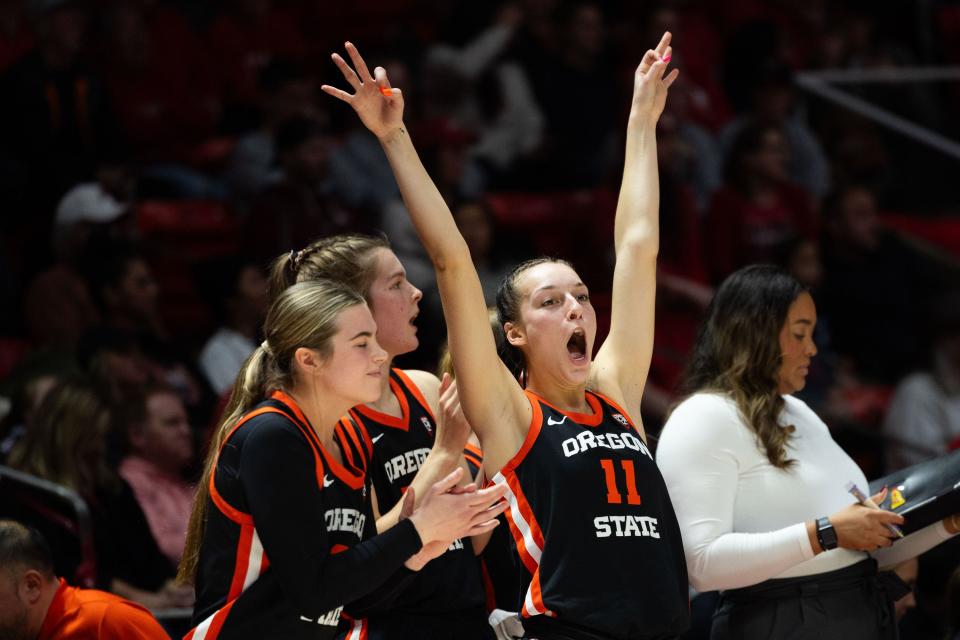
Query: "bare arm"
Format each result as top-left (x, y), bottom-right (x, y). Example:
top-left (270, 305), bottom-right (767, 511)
top-left (592, 33), bottom-right (678, 432)
top-left (374, 371), bottom-right (467, 532)
top-left (322, 43), bottom-right (530, 473)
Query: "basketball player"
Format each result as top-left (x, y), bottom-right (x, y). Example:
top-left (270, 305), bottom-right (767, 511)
top-left (272, 240), bottom-right (495, 639)
top-left (177, 280), bottom-right (507, 639)
top-left (322, 36), bottom-right (690, 639)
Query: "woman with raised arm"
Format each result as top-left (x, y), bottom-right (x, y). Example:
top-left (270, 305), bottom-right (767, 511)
top-left (177, 279), bottom-right (507, 640)
top-left (269, 238), bottom-right (497, 639)
top-left (323, 36), bottom-right (688, 640)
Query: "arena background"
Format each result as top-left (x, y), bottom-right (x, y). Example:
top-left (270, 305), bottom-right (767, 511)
top-left (0, 0), bottom-right (958, 637)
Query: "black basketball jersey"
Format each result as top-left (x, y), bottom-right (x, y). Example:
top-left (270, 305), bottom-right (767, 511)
top-left (464, 443), bottom-right (523, 614)
top-left (346, 369), bottom-right (485, 616)
top-left (187, 391), bottom-right (377, 640)
top-left (492, 390), bottom-right (689, 639)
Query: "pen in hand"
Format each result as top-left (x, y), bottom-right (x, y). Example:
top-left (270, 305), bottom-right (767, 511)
top-left (847, 482), bottom-right (904, 539)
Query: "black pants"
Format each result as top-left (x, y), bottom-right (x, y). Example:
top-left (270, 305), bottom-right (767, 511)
top-left (711, 558), bottom-right (900, 640)
top-left (360, 607), bottom-right (495, 640)
top-left (523, 615), bottom-right (679, 640)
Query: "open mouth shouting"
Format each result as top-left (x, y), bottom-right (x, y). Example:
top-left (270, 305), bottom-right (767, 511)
top-left (566, 327), bottom-right (588, 365)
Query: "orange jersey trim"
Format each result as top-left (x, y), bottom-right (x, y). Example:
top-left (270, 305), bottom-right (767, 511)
top-left (499, 394), bottom-right (544, 474)
top-left (392, 368), bottom-right (437, 422)
top-left (353, 377), bottom-right (411, 430)
top-left (525, 389), bottom-right (605, 427)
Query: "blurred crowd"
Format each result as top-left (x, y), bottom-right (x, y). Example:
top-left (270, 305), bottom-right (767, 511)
top-left (1, 0), bottom-right (959, 637)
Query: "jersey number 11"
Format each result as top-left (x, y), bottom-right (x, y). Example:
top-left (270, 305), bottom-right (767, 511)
top-left (599, 459), bottom-right (642, 505)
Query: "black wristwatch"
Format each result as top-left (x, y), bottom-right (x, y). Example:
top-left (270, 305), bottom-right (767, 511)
top-left (816, 516), bottom-right (838, 551)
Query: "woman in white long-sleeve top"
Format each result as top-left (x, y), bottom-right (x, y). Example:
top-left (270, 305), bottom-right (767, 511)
top-left (657, 264), bottom-right (960, 640)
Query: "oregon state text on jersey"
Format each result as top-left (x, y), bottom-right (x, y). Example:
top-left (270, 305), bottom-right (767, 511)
top-left (187, 391), bottom-right (379, 640)
top-left (492, 390), bottom-right (689, 639)
top-left (346, 369), bottom-right (486, 618)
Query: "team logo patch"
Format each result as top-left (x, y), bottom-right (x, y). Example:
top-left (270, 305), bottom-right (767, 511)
top-left (890, 486), bottom-right (906, 509)
top-left (421, 416), bottom-right (433, 434)
top-left (612, 413), bottom-right (629, 426)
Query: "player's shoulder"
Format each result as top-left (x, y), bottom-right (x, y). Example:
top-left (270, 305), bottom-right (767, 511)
top-left (399, 368), bottom-right (440, 393)
top-left (398, 368), bottom-right (441, 409)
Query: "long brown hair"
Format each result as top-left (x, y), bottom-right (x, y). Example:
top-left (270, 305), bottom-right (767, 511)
top-left (675, 265), bottom-right (805, 469)
top-left (178, 279), bottom-right (365, 583)
top-left (7, 376), bottom-right (115, 496)
top-left (268, 234), bottom-right (390, 303)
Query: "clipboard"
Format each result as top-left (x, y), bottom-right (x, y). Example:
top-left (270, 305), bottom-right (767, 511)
top-left (868, 449), bottom-right (960, 535)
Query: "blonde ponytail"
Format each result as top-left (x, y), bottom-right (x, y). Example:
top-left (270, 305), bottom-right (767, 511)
top-left (178, 280), bottom-right (364, 583)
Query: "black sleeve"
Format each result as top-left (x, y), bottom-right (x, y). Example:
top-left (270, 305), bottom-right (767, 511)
top-left (344, 567), bottom-right (418, 619)
top-left (239, 419), bottom-right (423, 618)
top-left (344, 481), bottom-right (418, 618)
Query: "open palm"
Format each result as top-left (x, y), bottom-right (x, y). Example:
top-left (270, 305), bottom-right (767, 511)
top-left (322, 42), bottom-right (404, 140)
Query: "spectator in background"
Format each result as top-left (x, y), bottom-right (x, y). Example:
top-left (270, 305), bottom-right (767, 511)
top-left (821, 185), bottom-right (960, 384)
top-left (224, 58), bottom-right (318, 203)
top-left (421, 3), bottom-right (544, 189)
top-left (719, 62), bottom-right (830, 198)
top-left (0, 520), bottom-right (169, 640)
top-left (452, 200), bottom-right (511, 306)
top-left (0, 0), bottom-right (123, 218)
top-left (326, 51), bottom-right (412, 213)
top-left (706, 120), bottom-right (818, 282)
top-left (206, 0), bottom-right (306, 128)
top-left (0, 373), bottom-right (59, 462)
top-left (22, 161), bottom-right (134, 349)
top-left (656, 80), bottom-right (723, 212)
top-left (196, 256), bottom-right (268, 396)
top-left (245, 117), bottom-right (362, 263)
top-left (119, 385), bottom-right (194, 567)
top-left (100, 0), bottom-right (219, 166)
top-left (883, 292), bottom-right (960, 471)
top-left (81, 242), bottom-right (164, 343)
top-left (525, 1), bottom-right (619, 187)
top-left (77, 327), bottom-right (154, 408)
top-left (80, 241), bottom-right (206, 408)
top-left (6, 377), bottom-right (192, 611)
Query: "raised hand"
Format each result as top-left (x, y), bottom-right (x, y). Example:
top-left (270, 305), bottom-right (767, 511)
top-left (630, 31), bottom-right (680, 126)
top-left (321, 41), bottom-right (404, 140)
top-left (435, 373), bottom-right (472, 454)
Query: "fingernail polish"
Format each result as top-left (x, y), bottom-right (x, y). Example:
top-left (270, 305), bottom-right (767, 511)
top-left (663, 54), bottom-right (672, 63)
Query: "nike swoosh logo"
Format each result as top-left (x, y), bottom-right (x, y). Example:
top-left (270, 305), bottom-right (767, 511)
top-left (372, 434), bottom-right (385, 444)
top-left (547, 415), bottom-right (567, 426)
top-left (323, 474), bottom-right (335, 488)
